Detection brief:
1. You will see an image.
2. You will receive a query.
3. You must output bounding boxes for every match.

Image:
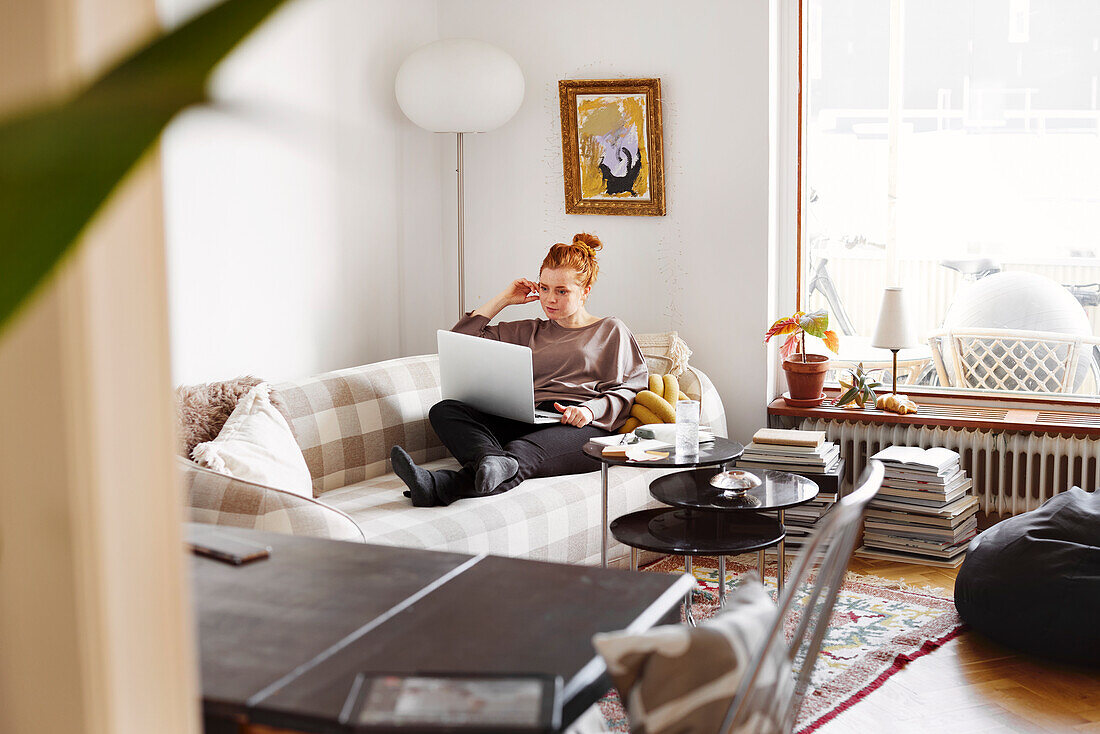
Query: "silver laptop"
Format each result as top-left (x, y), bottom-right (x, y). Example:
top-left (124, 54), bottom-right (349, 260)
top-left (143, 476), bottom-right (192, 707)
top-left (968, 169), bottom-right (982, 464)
top-left (437, 330), bottom-right (561, 424)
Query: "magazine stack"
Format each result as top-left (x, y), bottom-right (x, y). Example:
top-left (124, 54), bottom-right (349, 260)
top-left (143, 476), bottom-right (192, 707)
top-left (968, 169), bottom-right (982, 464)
top-left (856, 446), bottom-right (978, 568)
top-left (737, 428), bottom-right (840, 475)
top-left (739, 428), bottom-right (841, 552)
top-left (779, 487), bottom-right (840, 552)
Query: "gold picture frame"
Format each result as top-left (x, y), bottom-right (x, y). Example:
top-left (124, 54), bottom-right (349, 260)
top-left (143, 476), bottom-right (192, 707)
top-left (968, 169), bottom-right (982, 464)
top-left (558, 78), bottom-right (665, 216)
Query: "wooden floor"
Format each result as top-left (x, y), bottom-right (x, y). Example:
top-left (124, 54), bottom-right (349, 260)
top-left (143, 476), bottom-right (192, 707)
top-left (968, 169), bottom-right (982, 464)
top-left (817, 557), bottom-right (1100, 734)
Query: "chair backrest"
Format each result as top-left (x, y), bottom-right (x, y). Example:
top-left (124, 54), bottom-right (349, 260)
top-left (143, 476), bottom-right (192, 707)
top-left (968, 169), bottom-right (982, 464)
top-left (928, 327), bottom-right (1100, 393)
top-left (721, 461), bottom-right (885, 734)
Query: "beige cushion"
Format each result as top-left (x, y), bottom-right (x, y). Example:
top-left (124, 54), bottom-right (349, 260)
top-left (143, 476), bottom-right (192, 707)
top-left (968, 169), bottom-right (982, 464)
top-left (592, 576), bottom-right (791, 734)
top-left (175, 375), bottom-right (265, 456)
top-left (191, 384), bottom-right (312, 498)
top-left (634, 331), bottom-right (693, 377)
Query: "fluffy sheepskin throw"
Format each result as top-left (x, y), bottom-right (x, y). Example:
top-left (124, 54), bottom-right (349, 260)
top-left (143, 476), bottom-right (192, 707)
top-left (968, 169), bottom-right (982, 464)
top-left (175, 376), bottom-right (285, 456)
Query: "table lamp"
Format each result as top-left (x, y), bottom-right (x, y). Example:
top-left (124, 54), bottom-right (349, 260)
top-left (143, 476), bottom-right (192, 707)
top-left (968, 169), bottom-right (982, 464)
top-left (871, 286), bottom-right (918, 397)
top-left (395, 39), bottom-right (525, 319)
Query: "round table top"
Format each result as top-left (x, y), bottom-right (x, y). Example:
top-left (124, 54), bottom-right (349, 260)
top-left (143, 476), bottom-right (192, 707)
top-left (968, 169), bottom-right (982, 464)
top-left (649, 467), bottom-right (819, 512)
top-left (609, 508), bottom-right (785, 556)
top-left (582, 436), bottom-right (744, 468)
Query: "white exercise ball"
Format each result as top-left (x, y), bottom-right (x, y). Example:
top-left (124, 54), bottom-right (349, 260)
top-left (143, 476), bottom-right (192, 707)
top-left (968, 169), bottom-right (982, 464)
top-left (944, 272), bottom-right (1091, 336)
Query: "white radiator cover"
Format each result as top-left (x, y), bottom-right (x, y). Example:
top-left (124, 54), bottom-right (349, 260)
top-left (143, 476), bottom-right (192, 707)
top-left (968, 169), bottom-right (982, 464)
top-left (797, 419), bottom-right (1100, 516)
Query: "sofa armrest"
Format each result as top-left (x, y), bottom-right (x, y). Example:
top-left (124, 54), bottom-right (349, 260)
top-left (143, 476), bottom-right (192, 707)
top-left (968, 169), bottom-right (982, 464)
top-left (680, 365), bottom-right (728, 439)
top-left (178, 457), bottom-right (365, 543)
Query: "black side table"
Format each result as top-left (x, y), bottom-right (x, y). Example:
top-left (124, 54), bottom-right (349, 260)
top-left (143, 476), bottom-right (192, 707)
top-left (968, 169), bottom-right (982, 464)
top-left (582, 438), bottom-right (745, 567)
top-left (611, 468), bottom-right (818, 617)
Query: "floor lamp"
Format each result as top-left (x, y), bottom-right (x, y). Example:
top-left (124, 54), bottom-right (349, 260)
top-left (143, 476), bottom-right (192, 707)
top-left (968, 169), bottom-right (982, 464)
top-left (395, 39), bottom-right (525, 320)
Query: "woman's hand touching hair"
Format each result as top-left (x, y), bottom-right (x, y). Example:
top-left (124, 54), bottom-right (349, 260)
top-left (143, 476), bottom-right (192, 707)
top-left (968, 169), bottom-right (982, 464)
top-left (471, 277), bottom-right (538, 321)
top-left (555, 403), bottom-right (594, 428)
top-left (502, 278), bottom-right (540, 306)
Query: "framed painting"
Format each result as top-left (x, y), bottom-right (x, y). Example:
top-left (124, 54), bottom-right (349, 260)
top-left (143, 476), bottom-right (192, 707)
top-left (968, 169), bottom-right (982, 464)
top-left (558, 78), bottom-right (665, 216)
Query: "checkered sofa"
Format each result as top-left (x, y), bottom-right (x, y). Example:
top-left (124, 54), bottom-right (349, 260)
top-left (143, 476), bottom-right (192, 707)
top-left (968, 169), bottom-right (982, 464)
top-left (181, 350), bottom-right (726, 567)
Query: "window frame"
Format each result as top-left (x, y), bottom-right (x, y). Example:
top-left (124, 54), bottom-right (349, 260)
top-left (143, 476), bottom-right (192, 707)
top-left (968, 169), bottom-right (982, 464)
top-left (788, 0), bottom-right (1100, 411)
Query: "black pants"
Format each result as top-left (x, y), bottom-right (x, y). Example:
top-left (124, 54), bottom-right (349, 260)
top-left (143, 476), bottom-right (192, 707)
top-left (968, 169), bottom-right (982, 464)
top-left (427, 399), bottom-right (611, 504)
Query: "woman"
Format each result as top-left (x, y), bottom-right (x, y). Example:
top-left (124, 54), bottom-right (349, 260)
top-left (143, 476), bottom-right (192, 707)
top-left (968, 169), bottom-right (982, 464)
top-left (391, 233), bottom-right (647, 506)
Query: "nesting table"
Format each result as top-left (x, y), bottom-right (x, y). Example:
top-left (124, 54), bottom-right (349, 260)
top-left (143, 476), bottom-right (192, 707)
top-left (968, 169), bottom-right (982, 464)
top-left (642, 468), bottom-right (819, 595)
top-left (582, 438), bottom-right (745, 567)
top-left (590, 437), bottom-right (820, 619)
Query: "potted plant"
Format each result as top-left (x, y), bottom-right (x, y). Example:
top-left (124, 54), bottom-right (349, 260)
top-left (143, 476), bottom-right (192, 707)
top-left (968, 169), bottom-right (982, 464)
top-left (836, 363), bottom-right (881, 408)
top-left (764, 309), bottom-right (840, 405)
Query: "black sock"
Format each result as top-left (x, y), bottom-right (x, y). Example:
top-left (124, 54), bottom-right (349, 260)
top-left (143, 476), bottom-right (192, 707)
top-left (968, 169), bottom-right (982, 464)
top-left (475, 455), bottom-right (519, 496)
top-left (391, 446), bottom-right (438, 507)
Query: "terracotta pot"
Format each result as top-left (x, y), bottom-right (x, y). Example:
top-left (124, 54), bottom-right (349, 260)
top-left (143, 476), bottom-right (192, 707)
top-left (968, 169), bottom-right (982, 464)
top-left (783, 354), bottom-right (830, 401)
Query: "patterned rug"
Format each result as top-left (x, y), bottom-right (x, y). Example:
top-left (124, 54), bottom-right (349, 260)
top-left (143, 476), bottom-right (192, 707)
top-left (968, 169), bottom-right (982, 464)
top-left (599, 555), bottom-right (964, 733)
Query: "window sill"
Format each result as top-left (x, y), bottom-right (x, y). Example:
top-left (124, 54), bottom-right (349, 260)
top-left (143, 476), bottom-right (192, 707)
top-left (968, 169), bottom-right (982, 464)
top-left (768, 389), bottom-right (1100, 437)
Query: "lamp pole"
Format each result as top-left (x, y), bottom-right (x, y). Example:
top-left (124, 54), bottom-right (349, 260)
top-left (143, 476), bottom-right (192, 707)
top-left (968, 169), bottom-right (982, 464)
top-left (394, 39), bottom-right (524, 322)
top-left (456, 132), bottom-right (465, 320)
top-left (891, 348), bottom-right (900, 395)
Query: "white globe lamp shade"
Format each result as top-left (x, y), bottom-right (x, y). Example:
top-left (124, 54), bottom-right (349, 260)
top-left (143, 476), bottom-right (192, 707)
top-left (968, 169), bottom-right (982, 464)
top-left (395, 39), bottom-right (525, 133)
top-left (871, 287), bottom-right (918, 350)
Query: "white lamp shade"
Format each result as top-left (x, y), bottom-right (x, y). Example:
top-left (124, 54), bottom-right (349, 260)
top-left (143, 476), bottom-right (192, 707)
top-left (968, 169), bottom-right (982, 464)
top-left (871, 287), bottom-right (918, 349)
top-left (395, 39), bottom-right (525, 133)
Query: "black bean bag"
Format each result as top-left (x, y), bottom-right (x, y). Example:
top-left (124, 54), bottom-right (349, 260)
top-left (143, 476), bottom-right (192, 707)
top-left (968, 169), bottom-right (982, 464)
top-left (954, 486), bottom-right (1100, 666)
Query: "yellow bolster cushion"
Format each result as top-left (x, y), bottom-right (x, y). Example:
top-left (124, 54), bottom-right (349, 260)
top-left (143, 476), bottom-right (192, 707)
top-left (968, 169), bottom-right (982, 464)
top-left (618, 417), bottom-right (642, 434)
top-left (630, 403), bottom-right (664, 425)
top-left (635, 390), bottom-right (677, 423)
top-left (662, 374), bottom-right (679, 402)
top-left (648, 374), bottom-right (664, 395)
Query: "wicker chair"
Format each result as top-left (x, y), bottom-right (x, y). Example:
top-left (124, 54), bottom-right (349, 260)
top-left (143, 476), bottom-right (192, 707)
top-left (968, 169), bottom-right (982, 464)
top-left (928, 327), bottom-right (1100, 394)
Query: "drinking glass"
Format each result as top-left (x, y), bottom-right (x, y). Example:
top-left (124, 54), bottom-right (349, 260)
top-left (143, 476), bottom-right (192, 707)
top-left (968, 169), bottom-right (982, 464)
top-left (675, 399), bottom-right (700, 458)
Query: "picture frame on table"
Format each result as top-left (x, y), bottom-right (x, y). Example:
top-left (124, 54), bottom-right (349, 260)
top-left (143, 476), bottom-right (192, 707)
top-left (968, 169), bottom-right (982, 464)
top-left (558, 78), bottom-right (665, 216)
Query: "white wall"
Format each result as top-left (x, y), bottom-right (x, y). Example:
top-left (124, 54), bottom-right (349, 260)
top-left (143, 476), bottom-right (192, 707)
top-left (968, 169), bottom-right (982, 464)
top-left (434, 0), bottom-right (771, 441)
top-left (163, 0), bottom-right (773, 441)
top-left (161, 0), bottom-right (445, 385)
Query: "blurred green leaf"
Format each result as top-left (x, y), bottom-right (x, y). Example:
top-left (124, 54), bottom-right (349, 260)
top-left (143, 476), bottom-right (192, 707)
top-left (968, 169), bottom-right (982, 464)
top-left (0, 0), bottom-right (287, 334)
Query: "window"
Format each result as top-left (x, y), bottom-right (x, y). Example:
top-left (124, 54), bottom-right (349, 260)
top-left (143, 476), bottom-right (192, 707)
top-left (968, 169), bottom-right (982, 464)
top-left (801, 0), bottom-right (1100, 398)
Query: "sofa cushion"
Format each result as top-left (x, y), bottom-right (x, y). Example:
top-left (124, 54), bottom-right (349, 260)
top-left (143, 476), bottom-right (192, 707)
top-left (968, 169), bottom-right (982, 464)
top-left (271, 355), bottom-right (448, 495)
top-left (175, 375), bottom-right (266, 456)
top-left (191, 384), bottom-right (313, 498)
top-left (635, 331), bottom-right (693, 377)
top-left (323, 459), bottom-right (682, 566)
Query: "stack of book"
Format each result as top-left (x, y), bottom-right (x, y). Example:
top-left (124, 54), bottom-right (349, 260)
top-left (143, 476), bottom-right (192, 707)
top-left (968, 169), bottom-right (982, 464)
top-left (857, 446), bottom-right (979, 567)
top-left (778, 485), bottom-right (840, 551)
top-left (736, 428), bottom-right (841, 475)
top-left (739, 428), bottom-right (841, 553)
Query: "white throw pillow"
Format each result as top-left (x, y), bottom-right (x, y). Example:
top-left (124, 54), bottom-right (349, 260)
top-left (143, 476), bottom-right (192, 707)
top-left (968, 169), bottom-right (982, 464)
top-left (592, 575), bottom-right (792, 734)
top-left (191, 383), bottom-right (313, 498)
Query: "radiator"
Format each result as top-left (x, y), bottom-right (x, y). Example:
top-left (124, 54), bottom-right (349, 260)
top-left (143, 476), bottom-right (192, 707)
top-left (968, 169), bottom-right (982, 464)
top-left (797, 418), bottom-right (1100, 516)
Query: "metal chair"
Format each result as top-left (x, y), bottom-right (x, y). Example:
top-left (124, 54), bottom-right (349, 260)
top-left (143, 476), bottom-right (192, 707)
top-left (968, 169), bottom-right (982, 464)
top-left (928, 327), bottom-right (1100, 394)
top-left (721, 461), bottom-right (884, 734)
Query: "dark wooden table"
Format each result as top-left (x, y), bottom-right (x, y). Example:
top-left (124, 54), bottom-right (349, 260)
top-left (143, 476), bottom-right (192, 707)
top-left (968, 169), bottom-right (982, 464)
top-left (191, 525), bottom-right (694, 733)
